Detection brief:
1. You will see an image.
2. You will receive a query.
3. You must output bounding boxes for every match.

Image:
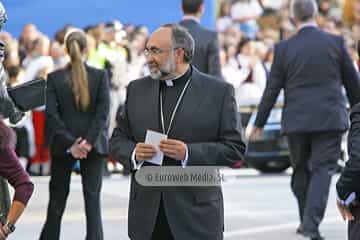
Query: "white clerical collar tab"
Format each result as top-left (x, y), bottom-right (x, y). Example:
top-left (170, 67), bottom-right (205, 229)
top-left (165, 80), bottom-right (174, 87)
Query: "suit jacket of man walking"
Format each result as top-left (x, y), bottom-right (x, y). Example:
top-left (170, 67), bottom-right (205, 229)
top-left (179, 0), bottom-right (222, 79)
top-left (336, 103), bottom-right (360, 240)
top-left (110, 24), bottom-right (245, 240)
top-left (253, 0), bottom-right (360, 238)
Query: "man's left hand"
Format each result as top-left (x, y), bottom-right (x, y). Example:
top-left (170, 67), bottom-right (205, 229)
top-left (337, 200), bottom-right (355, 221)
top-left (159, 139), bottom-right (187, 161)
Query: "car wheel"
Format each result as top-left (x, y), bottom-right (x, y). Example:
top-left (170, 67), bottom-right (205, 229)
top-left (251, 160), bottom-right (290, 173)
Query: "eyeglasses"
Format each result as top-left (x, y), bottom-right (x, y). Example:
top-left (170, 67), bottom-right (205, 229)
top-left (143, 47), bottom-right (178, 57)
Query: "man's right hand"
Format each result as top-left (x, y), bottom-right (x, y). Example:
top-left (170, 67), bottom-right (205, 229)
top-left (135, 143), bottom-right (157, 161)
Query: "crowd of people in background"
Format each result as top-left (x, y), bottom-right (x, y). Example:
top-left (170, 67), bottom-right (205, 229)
top-left (0, 0), bottom-right (359, 176)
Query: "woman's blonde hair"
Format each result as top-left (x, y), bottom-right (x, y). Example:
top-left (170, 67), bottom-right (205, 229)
top-left (64, 29), bottom-right (90, 112)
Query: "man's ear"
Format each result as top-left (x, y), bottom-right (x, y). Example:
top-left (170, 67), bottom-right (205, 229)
top-left (175, 48), bottom-right (185, 63)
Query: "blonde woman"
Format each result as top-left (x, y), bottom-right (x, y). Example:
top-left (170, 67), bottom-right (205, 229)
top-left (39, 29), bottom-right (110, 240)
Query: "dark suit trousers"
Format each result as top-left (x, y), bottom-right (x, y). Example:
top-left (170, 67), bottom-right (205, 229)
top-left (349, 205), bottom-right (360, 240)
top-left (151, 197), bottom-right (174, 240)
top-left (39, 151), bottom-right (104, 240)
top-left (287, 131), bottom-right (342, 233)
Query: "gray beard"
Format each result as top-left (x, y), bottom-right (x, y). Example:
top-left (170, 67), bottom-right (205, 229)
top-left (150, 70), bottom-right (162, 80)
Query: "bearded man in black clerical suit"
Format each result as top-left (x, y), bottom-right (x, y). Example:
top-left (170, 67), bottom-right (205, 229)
top-left (110, 24), bottom-right (245, 240)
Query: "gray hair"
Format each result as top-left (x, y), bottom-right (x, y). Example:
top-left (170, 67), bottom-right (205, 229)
top-left (290, 0), bottom-right (318, 22)
top-left (162, 23), bottom-right (195, 63)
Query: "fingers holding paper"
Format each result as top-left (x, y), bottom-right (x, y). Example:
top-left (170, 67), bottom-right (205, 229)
top-left (135, 143), bottom-right (157, 160)
top-left (159, 139), bottom-right (187, 161)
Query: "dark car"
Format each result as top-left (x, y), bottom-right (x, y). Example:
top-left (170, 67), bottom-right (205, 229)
top-left (242, 103), bottom-right (347, 173)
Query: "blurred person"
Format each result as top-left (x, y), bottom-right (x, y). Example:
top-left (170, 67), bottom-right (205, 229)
top-left (22, 35), bottom-right (51, 72)
top-left (109, 23), bottom-right (245, 240)
top-left (18, 23), bottom-right (39, 63)
top-left (22, 35), bottom-right (53, 176)
top-left (318, 0), bottom-right (332, 17)
top-left (180, 0), bottom-right (223, 79)
top-left (259, 0), bottom-right (287, 11)
top-left (134, 25), bottom-right (149, 37)
top-left (86, 27), bottom-right (106, 69)
top-left (6, 66), bottom-right (30, 170)
top-left (217, 1), bottom-right (233, 32)
top-left (128, 31), bottom-right (147, 79)
top-left (231, 0), bottom-right (263, 39)
top-left (235, 38), bottom-right (267, 93)
top-left (98, 21), bottom-right (127, 86)
top-left (3, 40), bottom-right (20, 71)
top-left (6, 65), bottom-right (23, 87)
top-left (222, 24), bottom-right (243, 48)
top-left (322, 19), bottom-right (341, 35)
top-left (261, 44), bottom-right (274, 77)
top-left (336, 102), bottom-right (360, 240)
top-left (49, 41), bottom-right (68, 70)
top-left (39, 29), bottom-right (110, 240)
top-left (343, 0), bottom-right (360, 27)
top-left (98, 21), bottom-right (130, 174)
top-left (0, 118), bottom-right (34, 240)
top-left (279, 8), bottom-right (296, 40)
top-left (54, 24), bottom-right (73, 46)
top-left (251, 0), bottom-right (360, 239)
top-left (0, 32), bottom-right (11, 45)
top-left (0, 3), bottom-right (24, 125)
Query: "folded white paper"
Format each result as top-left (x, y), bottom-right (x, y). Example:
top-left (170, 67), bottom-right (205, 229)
top-left (145, 130), bottom-right (167, 165)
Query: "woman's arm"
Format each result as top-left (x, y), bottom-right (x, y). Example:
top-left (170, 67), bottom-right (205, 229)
top-left (6, 200), bottom-right (25, 225)
top-left (0, 147), bottom-right (33, 238)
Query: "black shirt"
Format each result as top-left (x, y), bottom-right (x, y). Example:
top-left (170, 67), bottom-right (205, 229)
top-left (159, 66), bottom-right (192, 165)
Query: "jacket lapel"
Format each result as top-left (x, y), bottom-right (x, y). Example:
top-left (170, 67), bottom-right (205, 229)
top-left (169, 67), bottom-right (206, 138)
top-left (144, 78), bottom-right (161, 133)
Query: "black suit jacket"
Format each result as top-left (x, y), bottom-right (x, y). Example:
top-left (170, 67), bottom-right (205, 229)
top-left (46, 65), bottom-right (110, 156)
top-left (255, 26), bottom-right (360, 133)
top-left (109, 67), bottom-right (245, 240)
top-left (337, 103), bottom-right (360, 200)
top-left (180, 19), bottom-right (222, 79)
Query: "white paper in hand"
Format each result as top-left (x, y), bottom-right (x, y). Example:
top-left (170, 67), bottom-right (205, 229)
top-left (145, 130), bottom-right (167, 165)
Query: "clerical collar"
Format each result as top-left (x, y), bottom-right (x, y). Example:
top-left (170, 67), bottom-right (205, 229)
top-left (162, 66), bottom-right (191, 87)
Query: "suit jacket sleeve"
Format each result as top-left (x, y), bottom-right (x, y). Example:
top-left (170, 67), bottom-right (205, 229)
top-left (340, 38), bottom-right (360, 107)
top-left (45, 73), bottom-right (76, 148)
top-left (207, 32), bottom-right (223, 79)
top-left (186, 84), bottom-right (246, 166)
top-left (85, 70), bottom-right (110, 145)
top-left (109, 82), bottom-right (136, 169)
top-left (254, 43), bottom-right (285, 128)
top-left (337, 103), bottom-right (360, 199)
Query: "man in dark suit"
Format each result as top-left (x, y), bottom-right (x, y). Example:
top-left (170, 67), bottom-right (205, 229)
top-left (336, 103), bottom-right (360, 240)
top-left (251, 0), bottom-right (360, 239)
top-left (179, 0), bottom-right (222, 79)
top-left (109, 24), bottom-right (245, 240)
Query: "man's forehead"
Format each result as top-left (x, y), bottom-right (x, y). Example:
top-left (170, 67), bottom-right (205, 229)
top-left (146, 27), bottom-right (172, 48)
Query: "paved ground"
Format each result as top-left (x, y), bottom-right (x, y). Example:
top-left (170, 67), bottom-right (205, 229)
top-left (11, 169), bottom-right (346, 240)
